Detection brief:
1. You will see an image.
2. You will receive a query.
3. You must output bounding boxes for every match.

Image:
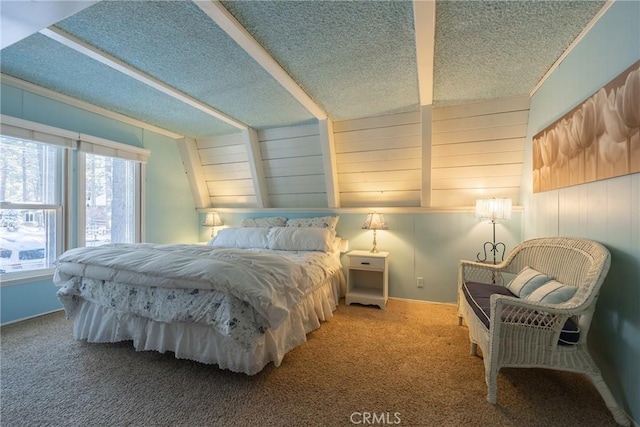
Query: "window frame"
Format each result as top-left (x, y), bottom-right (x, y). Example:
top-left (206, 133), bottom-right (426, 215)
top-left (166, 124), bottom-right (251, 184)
top-left (0, 137), bottom-right (66, 285)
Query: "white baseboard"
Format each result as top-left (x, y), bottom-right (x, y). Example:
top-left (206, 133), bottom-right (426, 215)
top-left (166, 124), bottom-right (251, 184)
top-left (388, 296), bottom-right (457, 307)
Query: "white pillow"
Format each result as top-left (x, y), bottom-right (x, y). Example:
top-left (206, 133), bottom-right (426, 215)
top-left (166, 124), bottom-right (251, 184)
top-left (240, 216), bottom-right (287, 228)
top-left (286, 215), bottom-right (339, 230)
top-left (208, 227), bottom-right (269, 249)
top-left (267, 227), bottom-right (336, 252)
top-left (506, 266), bottom-right (552, 298)
top-left (525, 280), bottom-right (578, 304)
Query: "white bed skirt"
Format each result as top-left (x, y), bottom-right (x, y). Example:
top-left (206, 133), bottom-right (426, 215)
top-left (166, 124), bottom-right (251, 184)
top-left (71, 272), bottom-right (344, 375)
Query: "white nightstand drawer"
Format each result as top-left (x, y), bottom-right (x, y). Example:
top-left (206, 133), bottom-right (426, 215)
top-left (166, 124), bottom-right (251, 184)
top-left (346, 251), bottom-right (389, 309)
top-left (349, 256), bottom-right (385, 270)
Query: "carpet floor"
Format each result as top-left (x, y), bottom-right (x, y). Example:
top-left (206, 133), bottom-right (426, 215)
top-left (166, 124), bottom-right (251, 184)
top-left (1, 299), bottom-right (619, 426)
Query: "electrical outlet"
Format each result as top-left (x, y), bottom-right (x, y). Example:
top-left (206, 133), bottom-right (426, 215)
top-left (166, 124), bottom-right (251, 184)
top-left (417, 277), bottom-right (424, 288)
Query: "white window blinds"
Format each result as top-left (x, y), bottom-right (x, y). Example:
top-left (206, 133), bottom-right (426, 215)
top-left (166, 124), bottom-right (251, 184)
top-left (78, 133), bottom-right (150, 163)
top-left (0, 114), bottom-right (77, 149)
top-left (0, 115), bottom-right (150, 163)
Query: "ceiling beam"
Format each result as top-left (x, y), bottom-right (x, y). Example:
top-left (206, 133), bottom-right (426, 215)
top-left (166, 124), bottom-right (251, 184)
top-left (39, 26), bottom-right (248, 130)
top-left (413, 1), bottom-right (436, 207)
top-left (413, 0), bottom-right (436, 106)
top-left (319, 119), bottom-right (340, 208)
top-left (242, 128), bottom-right (270, 208)
top-left (420, 105), bottom-right (433, 208)
top-left (195, 0), bottom-right (328, 120)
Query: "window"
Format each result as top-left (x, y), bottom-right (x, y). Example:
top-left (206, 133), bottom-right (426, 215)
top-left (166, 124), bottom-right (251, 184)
top-left (1, 116), bottom-right (149, 281)
top-left (82, 153), bottom-right (137, 246)
top-left (0, 136), bottom-right (63, 276)
top-left (77, 135), bottom-right (148, 247)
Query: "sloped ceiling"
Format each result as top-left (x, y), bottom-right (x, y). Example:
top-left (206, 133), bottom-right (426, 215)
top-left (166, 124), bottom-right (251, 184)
top-left (0, 0), bottom-right (607, 207)
top-left (0, 0), bottom-right (606, 140)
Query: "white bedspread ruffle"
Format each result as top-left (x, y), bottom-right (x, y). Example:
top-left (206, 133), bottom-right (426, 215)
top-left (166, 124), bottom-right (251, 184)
top-left (70, 272), bottom-right (342, 374)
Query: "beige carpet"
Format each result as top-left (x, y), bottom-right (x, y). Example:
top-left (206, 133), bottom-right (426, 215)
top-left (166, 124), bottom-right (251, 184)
top-left (1, 299), bottom-right (619, 426)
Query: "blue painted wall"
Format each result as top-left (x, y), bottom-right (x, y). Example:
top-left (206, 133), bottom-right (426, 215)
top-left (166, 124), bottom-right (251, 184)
top-left (0, 279), bottom-right (63, 323)
top-left (522, 1), bottom-right (639, 422)
top-left (202, 211), bottom-right (523, 304)
top-left (1, 83), bottom-right (198, 324)
top-left (144, 130), bottom-right (199, 244)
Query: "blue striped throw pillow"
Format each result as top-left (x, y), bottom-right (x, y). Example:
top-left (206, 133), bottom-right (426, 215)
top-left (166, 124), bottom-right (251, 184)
top-left (506, 266), bottom-right (552, 298)
top-left (525, 280), bottom-right (577, 304)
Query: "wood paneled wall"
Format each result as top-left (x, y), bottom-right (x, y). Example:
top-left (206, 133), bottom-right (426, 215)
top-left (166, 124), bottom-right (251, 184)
top-left (195, 95), bottom-right (529, 209)
top-left (431, 95), bottom-right (529, 206)
top-left (198, 133), bottom-right (257, 207)
top-left (333, 111), bottom-right (422, 207)
top-left (258, 124), bottom-right (327, 208)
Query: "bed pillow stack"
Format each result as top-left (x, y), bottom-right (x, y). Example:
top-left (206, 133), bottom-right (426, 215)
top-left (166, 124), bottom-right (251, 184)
top-left (209, 215), bottom-right (340, 252)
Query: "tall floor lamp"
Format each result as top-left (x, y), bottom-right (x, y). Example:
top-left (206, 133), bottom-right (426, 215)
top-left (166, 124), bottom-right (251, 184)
top-left (475, 198), bottom-right (512, 264)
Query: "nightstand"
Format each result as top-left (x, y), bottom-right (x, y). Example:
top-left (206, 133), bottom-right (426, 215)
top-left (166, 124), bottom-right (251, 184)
top-left (345, 250), bottom-right (389, 309)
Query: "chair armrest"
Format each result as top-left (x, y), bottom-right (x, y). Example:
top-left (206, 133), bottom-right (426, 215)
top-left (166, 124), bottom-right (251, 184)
top-left (488, 294), bottom-right (580, 347)
top-left (491, 294), bottom-right (583, 316)
top-left (459, 259), bottom-right (506, 287)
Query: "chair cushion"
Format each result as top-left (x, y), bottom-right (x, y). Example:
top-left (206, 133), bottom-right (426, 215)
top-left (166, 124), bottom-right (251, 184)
top-left (462, 281), bottom-right (580, 345)
top-left (462, 281), bottom-right (516, 326)
top-left (506, 266), bottom-right (552, 298)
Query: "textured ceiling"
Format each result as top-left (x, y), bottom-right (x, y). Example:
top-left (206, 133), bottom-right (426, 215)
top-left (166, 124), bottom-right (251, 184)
top-left (0, 32), bottom-right (241, 137)
top-left (433, 1), bottom-right (606, 105)
top-left (0, 0), bottom-right (606, 140)
top-left (221, 0), bottom-right (419, 120)
top-left (54, 1), bottom-right (316, 129)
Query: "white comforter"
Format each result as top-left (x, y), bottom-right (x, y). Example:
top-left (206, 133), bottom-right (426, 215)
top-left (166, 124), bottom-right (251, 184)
top-left (54, 243), bottom-right (330, 329)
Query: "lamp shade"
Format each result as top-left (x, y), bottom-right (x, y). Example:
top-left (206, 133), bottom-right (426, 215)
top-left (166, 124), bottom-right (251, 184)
top-left (475, 198), bottom-right (512, 221)
top-left (362, 212), bottom-right (388, 230)
top-left (202, 212), bottom-right (223, 227)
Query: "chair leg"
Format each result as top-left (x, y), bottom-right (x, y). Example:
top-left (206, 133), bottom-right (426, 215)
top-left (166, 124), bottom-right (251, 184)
top-left (587, 372), bottom-right (630, 426)
top-left (457, 315), bottom-right (463, 326)
top-left (470, 342), bottom-right (477, 356)
top-left (485, 370), bottom-right (498, 404)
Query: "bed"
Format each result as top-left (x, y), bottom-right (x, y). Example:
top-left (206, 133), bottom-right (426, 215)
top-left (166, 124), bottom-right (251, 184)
top-left (53, 220), bottom-right (345, 375)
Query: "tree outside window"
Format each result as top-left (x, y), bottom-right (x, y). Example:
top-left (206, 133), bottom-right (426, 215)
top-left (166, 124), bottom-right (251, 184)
top-left (84, 153), bottom-right (135, 246)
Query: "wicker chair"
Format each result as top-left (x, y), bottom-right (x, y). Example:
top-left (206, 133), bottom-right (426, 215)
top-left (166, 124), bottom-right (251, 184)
top-left (457, 237), bottom-right (629, 426)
